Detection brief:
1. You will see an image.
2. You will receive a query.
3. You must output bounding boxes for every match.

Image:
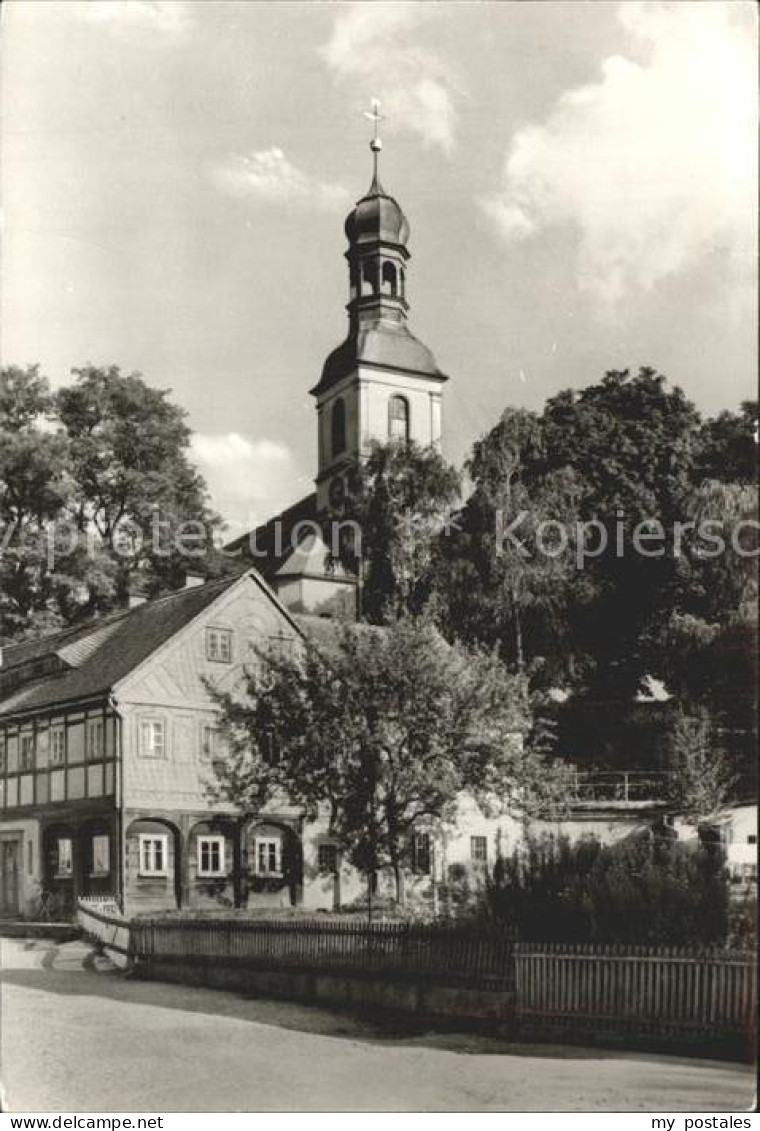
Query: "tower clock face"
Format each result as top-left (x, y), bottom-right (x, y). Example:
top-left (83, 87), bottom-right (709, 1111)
top-left (328, 473), bottom-right (346, 510)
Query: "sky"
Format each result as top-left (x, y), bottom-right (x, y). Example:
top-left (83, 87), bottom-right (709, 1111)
top-left (2, 0), bottom-right (757, 535)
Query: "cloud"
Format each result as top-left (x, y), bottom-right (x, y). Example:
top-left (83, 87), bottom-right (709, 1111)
top-left (483, 2), bottom-right (757, 306)
top-left (321, 3), bottom-right (461, 155)
top-left (75, 1), bottom-right (187, 34)
top-left (211, 149), bottom-right (349, 210)
top-left (191, 433), bottom-right (302, 535)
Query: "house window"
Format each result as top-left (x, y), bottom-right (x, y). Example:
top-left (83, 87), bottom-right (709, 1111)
top-left (201, 725), bottom-right (218, 760)
top-left (471, 836), bottom-right (488, 865)
top-left (331, 397), bottom-right (346, 457)
top-left (317, 843), bottom-right (338, 874)
top-left (87, 719), bottom-right (104, 761)
top-left (57, 837), bottom-right (73, 877)
top-left (748, 835), bottom-right (757, 845)
top-left (36, 729), bottom-right (49, 767)
top-left (388, 395), bottom-right (410, 442)
top-left (255, 837), bottom-right (281, 876)
top-left (91, 835), bottom-right (110, 876)
top-left (139, 834), bottom-right (168, 876)
top-left (19, 734), bottom-right (35, 770)
top-left (206, 627), bottom-right (232, 664)
top-left (267, 632), bottom-right (294, 663)
top-left (261, 727), bottom-right (279, 767)
top-left (139, 719), bottom-right (166, 758)
top-left (197, 835), bottom-right (225, 877)
top-left (51, 729), bottom-right (66, 766)
top-left (411, 833), bottom-right (431, 875)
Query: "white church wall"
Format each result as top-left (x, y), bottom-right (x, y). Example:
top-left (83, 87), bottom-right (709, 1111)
top-left (357, 368), bottom-right (443, 453)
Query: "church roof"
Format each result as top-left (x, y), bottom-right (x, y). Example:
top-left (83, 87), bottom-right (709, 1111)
top-left (224, 492), bottom-right (320, 579)
top-left (312, 322), bottom-right (448, 396)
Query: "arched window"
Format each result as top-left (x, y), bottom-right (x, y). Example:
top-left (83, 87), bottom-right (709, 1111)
top-left (382, 261), bottom-right (398, 296)
top-left (388, 395), bottom-right (410, 442)
top-left (362, 261), bottom-right (378, 296)
top-left (331, 397), bottom-right (346, 457)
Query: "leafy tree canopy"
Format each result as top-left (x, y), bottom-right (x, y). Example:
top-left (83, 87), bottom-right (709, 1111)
top-left (1, 363), bottom-right (221, 640)
top-left (328, 439), bottom-right (460, 624)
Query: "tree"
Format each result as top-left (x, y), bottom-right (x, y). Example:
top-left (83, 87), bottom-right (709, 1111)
top-left (541, 368), bottom-right (701, 525)
top-left (0, 366), bottom-right (116, 639)
top-left (328, 440), bottom-right (460, 624)
top-left (440, 409), bottom-right (587, 674)
top-left (209, 616), bottom-right (546, 907)
top-left (695, 401), bottom-right (758, 485)
top-left (649, 479), bottom-right (758, 791)
top-left (665, 709), bottom-right (738, 824)
top-left (56, 366), bottom-right (222, 600)
top-left (439, 368), bottom-right (756, 780)
top-left (1, 363), bottom-right (222, 641)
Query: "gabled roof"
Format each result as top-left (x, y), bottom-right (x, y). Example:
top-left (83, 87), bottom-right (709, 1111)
top-left (0, 616), bottom-right (126, 670)
top-left (224, 492), bottom-right (319, 580)
top-left (0, 575), bottom-right (241, 719)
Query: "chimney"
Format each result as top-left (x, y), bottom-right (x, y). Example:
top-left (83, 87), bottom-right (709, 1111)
top-left (184, 572), bottom-right (205, 588)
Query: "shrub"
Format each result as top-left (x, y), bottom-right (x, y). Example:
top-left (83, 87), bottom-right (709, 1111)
top-left (485, 831), bottom-right (731, 945)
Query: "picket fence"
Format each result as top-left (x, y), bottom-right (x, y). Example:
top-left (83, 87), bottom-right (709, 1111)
top-left (515, 942), bottom-right (756, 1039)
top-left (128, 914), bottom-right (517, 988)
top-left (77, 902), bottom-right (756, 1044)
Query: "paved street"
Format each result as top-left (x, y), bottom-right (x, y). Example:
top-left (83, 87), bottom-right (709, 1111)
top-left (0, 937), bottom-right (754, 1113)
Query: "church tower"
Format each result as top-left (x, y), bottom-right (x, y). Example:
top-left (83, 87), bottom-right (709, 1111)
top-left (228, 107), bottom-right (449, 619)
top-left (311, 104), bottom-right (448, 512)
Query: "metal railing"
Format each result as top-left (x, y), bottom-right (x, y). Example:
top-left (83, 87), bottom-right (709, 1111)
top-left (562, 771), bottom-right (674, 805)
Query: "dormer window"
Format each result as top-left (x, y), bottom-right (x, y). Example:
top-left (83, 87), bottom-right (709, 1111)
top-left (389, 395), bottom-right (410, 442)
top-left (331, 397), bottom-right (346, 457)
top-left (207, 627), bottom-right (232, 664)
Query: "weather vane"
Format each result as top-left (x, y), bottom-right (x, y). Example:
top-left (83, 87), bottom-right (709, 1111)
top-left (363, 98), bottom-right (384, 186)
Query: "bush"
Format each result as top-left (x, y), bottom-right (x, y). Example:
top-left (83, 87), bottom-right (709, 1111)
top-left (485, 831), bottom-right (731, 945)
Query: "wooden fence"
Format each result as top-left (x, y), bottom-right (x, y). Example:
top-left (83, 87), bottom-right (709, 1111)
top-left (77, 900), bottom-right (132, 967)
top-left (515, 942), bottom-right (757, 1042)
top-left (129, 915), bottom-right (517, 988)
top-left (75, 902), bottom-right (756, 1048)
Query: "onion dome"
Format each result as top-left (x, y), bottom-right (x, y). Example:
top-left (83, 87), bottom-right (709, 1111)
top-left (344, 175), bottom-right (410, 249)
